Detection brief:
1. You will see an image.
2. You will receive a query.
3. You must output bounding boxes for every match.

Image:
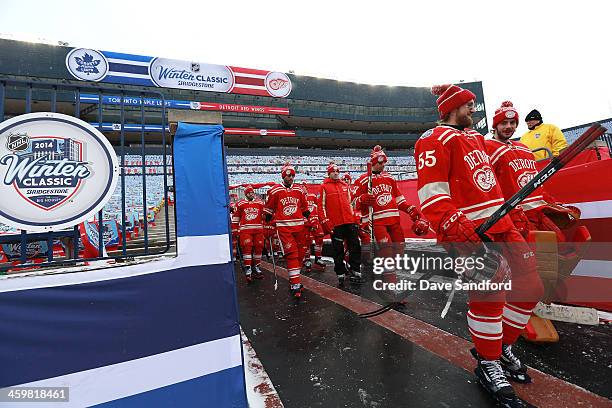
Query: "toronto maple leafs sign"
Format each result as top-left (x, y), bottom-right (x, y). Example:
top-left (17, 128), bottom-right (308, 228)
top-left (65, 48), bottom-right (109, 82)
top-left (0, 112), bottom-right (119, 231)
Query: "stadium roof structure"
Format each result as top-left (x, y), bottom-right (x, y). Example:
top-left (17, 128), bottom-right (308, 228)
top-left (0, 38), bottom-right (489, 149)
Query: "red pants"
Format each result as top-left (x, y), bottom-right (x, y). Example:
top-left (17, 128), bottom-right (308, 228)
top-left (374, 223), bottom-right (404, 258)
top-left (278, 228), bottom-right (307, 285)
top-left (373, 223), bottom-right (405, 285)
top-left (467, 229), bottom-right (544, 360)
top-left (240, 230), bottom-right (264, 267)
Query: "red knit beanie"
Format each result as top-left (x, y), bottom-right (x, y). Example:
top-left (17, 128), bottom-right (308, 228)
top-left (244, 185), bottom-right (254, 195)
top-left (281, 162), bottom-right (295, 177)
top-left (431, 84), bottom-right (476, 119)
top-left (370, 145), bottom-right (387, 165)
top-left (492, 101), bottom-right (518, 128)
top-left (327, 162), bottom-right (339, 174)
top-left (342, 172), bottom-right (352, 183)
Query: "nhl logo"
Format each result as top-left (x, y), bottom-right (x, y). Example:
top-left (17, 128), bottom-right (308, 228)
top-left (191, 62), bottom-right (200, 73)
top-left (6, 133), bottom-right (29, 152)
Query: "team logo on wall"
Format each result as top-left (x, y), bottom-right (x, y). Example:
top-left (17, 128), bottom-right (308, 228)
top-left (65, 48), bottom-right (109, 82)
top-left (265, 72), bottom-right (292, 98)
top-left (517, 171), bottom-right (537, 188)
top-left (472, 167), bottom-right (496, 192)
top-left (0, 112), bottom-right (119, 232)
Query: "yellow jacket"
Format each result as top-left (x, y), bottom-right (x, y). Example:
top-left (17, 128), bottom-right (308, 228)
top-left (520, 123), bottom-right (568, 161)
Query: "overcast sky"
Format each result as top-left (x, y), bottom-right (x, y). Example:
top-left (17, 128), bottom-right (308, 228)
top-left (1, 0), bottom-right (611, 135)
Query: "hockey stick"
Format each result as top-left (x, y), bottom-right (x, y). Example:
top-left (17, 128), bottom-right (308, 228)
top-left (235, 238), bottom-right (245, 272)
top-left (268, 236), bottom-right (278, 291)
top-left (533, 302), bottom-right (599, 325)
top-left (476, 123), bottom-right (605, 236)
top-left (367, 162), bottom-right (376, 259)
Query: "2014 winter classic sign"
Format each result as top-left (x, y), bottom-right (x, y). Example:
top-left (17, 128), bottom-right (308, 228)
top-left (0, 112), bottom-right (119, 231)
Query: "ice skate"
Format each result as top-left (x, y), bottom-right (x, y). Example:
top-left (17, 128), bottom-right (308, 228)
top-left (314, 257), bottom-right (326, 268)
top-left (303, 259), bottom-right (312, 274)
top-left (290, 283), bottom-right (304, 300)
top-left (253, 265), bottom-right (264, 280)
top-left (471, 349), bottom-right (523, 408)
top-left (500, 344), bottom-right (531, 383)
top-left (244, 266), bottom-right (253, 284)
top-left (349, 270), bottom-right (365, 284)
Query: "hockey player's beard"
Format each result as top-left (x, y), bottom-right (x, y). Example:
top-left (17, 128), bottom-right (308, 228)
top-left (457, 112), bottom-right (473, 129)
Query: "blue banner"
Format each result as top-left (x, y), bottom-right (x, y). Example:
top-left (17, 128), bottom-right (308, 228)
top-left (0, 123), bottom-right (246, 407)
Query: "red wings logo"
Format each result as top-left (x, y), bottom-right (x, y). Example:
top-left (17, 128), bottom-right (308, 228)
top-left (268, 78), bottom-right (288, 91)
top-left (472, 167), bottom-right (496, 192)
top-left (244, 207), bottom-right (259, 221)
top-left (283, 204), bottom-right (297, 216)
top-left (376, 193), bottom-right (393, 207)
top-left (517, 171), bottom-right (537, 188)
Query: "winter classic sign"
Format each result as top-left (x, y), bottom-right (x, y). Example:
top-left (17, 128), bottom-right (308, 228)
top-left (0, 112), bottom-right (119, 231)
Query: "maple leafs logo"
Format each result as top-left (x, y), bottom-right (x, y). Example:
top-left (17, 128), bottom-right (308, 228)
top-left (74, 52), bottom-right (101, 75)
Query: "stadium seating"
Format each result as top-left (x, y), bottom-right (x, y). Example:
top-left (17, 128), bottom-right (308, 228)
top-left (226, 152), bottom-right (416, 185)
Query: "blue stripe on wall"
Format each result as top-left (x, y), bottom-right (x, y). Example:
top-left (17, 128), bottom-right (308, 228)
top-left (108, 63), bottom-right (149, 75)
top-left (102, 51), bottom-right (153, 63)
top-left (0, 262), bottom-right (239, 387)
top-left (174, 123), bottom-right (230, 238)
top-left (94, 366), bottom-right (247, 408)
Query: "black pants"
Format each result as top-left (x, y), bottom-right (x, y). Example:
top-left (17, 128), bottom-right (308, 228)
top-left (331, 223), bottom-right (361, 275)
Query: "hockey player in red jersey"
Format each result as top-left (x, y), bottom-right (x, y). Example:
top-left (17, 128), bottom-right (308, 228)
top-left (354, 146), bottom-right (430, 255)
top-left (484, 101), bottom-right (544, 239)
top-left (416, 84), bottom-right (544, 407)
top-left (485, 101), bottom-right (589, 301)
top-left (235, 185), bottom-right (265, 282)
top-left (229, 195), bottom-right (240, 261)
top-left (264, 163), bottom-right (310, 299)
top-left (304, 192), bottom-right (326, 270)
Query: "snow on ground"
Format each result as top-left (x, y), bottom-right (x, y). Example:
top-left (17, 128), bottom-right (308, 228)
top-left (241, 328), bottom-right (283, 408)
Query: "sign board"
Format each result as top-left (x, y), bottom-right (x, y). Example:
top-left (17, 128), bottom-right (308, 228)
top-left (0, 112), bottom-right (119, 231)
top-left (66, 48), bottom-right (292, 98)
top-left (79, 94), bottom-right (290, 115)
